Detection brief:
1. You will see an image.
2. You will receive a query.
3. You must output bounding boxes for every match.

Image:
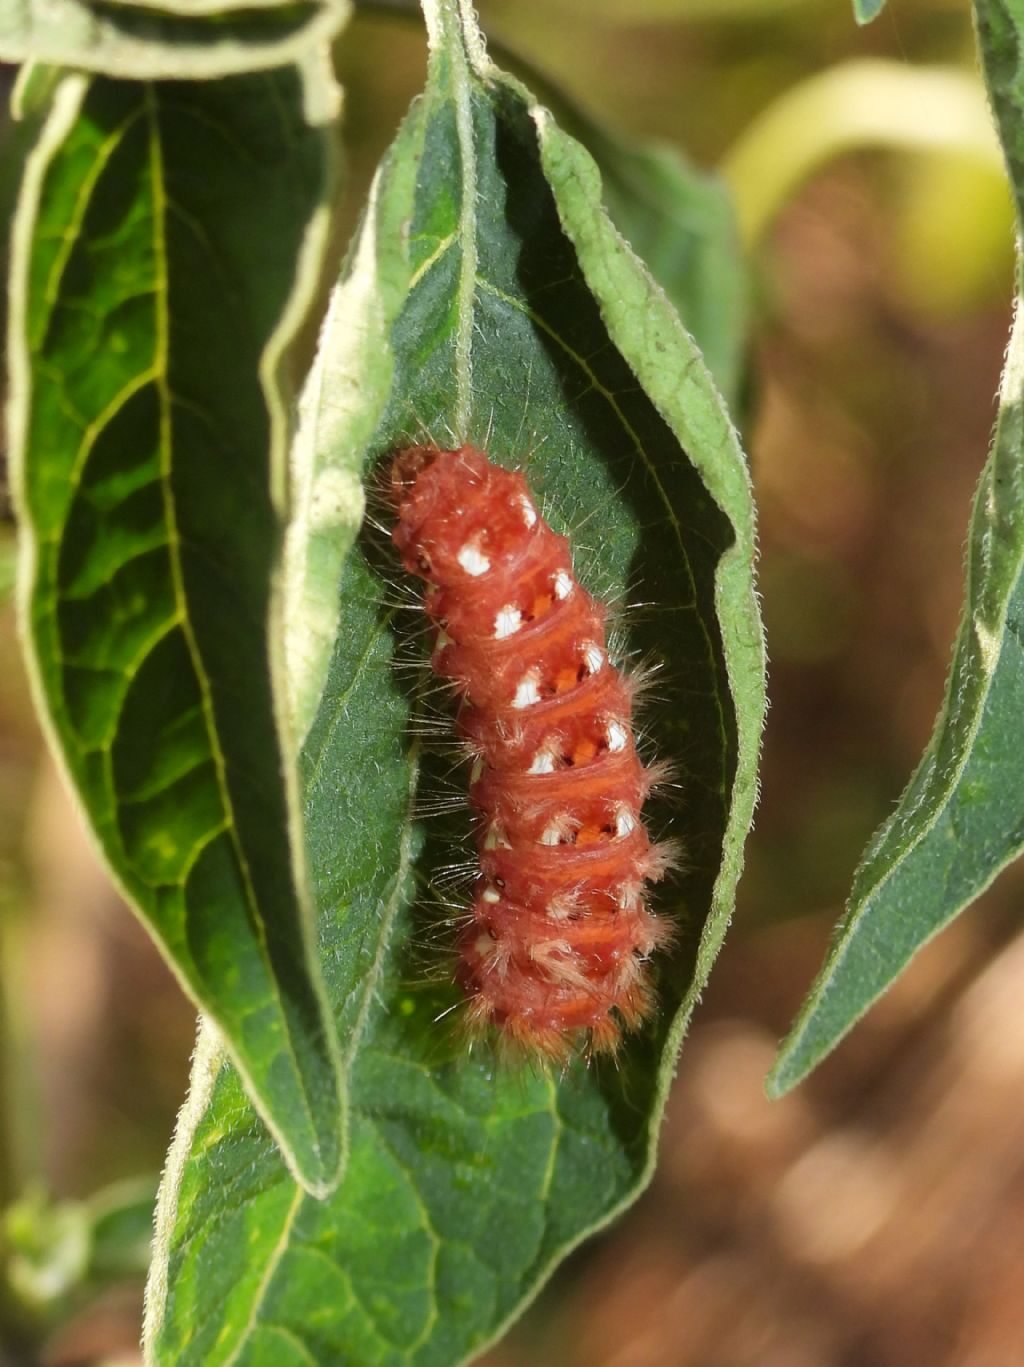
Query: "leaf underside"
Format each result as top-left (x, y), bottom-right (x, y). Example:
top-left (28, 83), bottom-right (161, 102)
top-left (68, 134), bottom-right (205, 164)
top-left (11, 65), bottom-right (344, 1194)
top-left (770, 0), bottom-right (1024, 1095)
top-left (147, 1), bottom-right (764, 1362)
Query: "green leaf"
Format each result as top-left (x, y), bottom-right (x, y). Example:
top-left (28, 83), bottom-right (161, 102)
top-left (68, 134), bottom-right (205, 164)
top-left (8, 60), bottom-right (345, 1195)
top-left (0, 0), bottom-right (350, 80)
top-left (0, 1179), bottom-right (155, 1323)
top-left (769, 0), bottom-right (1024, 1096)
top-left (3, 1187), bottom-right (90, 1314)
top-left (853, 0), bottom-right (887, 22)
top-left (583, 132), bottom-right (747, 411)
top-left (145, 0), bottom-right (764, 1361)
top-left (462, 35), bottom-right (748, 407)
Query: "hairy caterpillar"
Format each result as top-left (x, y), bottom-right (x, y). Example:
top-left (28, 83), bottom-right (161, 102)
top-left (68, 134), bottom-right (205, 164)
top-left (390, 444), bottom-right (672, 1058)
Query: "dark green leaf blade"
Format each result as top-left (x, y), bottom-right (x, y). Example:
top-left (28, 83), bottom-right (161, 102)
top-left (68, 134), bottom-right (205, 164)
top-left (146, 1), bottom-right (764, 1361)
top-left (0, 0), bottom-right (350, 80)
top-left (9, 63), bottom-right (345, 1194)
top-left (769, 0), bottom-right (1024, 1096)
top-left (464, 35), bottom-right (748, 406)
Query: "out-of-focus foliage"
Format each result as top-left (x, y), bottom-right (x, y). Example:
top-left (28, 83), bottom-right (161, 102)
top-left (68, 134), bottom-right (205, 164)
top-left (854, 0), bottom-right (888, 23)
top-left (721, 61), bottom-right (1004, 245)
top-left (0, 538), bottom-right (15, 603)
top-left (490, 0), bottom-right (822, 19)
top-left (3, 1180), bottom-right (153, 1316)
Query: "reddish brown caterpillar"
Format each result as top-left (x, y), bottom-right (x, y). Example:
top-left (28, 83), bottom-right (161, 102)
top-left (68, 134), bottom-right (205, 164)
top-left (390, 444), bottom-right (673, 1059)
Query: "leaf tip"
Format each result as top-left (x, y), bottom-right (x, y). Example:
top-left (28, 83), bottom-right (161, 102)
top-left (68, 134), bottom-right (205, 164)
top-left (764, 1048), bottom-right (805, 1101)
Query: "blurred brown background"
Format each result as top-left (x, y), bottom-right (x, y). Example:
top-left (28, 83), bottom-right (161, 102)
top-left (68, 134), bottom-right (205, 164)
top-left (2, 0), bottom-right (1023, 1362)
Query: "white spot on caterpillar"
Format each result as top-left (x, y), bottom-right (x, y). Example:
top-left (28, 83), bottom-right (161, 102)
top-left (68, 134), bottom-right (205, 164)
top-left (615, 807), bottom-right (637, 838)
top-left (581, 642), bottom-right (605, 675)
top-left (518, 494), bottom-right (538, 528)
top-left (469, 757), bottom-right (485, 784)
top-left (606, 719), bottom-right (628, 752)
top-left (553, 569), bottom-right (573, 600)
top-left (540, 824), bottom-right (563, 847)
top-left (494, 605), bottom-right (522, 639)
top-left (457, 541), bottom-right (490, 576)
top-left (617, 881), bottom-right (641, 911)
top-left (512, 673), bottom-right (541, 708)
top-left (528, 748), bottom-right (557, 775)
top-left (436, 628), bottom-right (452, 649)
top-left (481, 885), bottom-right (501, 904)
top-left (484, 823), bottom-right (510, 850)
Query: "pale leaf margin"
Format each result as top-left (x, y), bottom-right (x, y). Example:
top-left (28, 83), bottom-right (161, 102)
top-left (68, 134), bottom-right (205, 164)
top-left (7, 52), bottom-right (349, 1196)
top-left (0, 0), bottom-right (350, 81)
top-left (99, 0), bottom-right (305, 14)
top-left (283, 223), bottom-right (379, 745)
